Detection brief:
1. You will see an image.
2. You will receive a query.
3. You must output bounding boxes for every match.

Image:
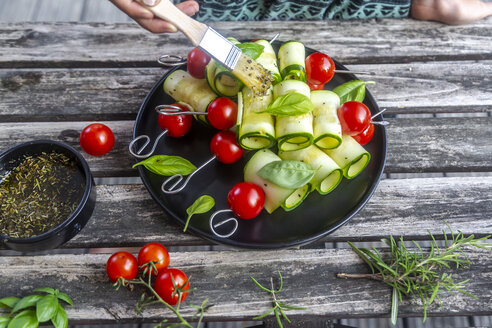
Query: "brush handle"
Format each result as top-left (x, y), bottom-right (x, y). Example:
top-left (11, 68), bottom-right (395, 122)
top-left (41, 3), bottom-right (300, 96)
top-left (140, 0), bottom-right (208, 46)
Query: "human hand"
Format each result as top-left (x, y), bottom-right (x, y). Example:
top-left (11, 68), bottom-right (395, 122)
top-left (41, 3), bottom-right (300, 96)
top-left (109, 0), bottom-right (199, 33)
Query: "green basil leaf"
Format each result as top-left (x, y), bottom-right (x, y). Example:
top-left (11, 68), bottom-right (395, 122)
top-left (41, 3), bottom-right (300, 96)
top-left (333, 80), bottom-right (376, 104)
top-left (0, 316), bottom-right (10, 328)
top-left (261, 93), bottom-right (313, 116)
top-left (0, 297), bottom-right (20, 309)
top-left (257, 160), bottom-right (315, 189)
top-left (184, 195), bottom-right (215, 232)
top-left (51, 305), bottom-right (68, 328)
top-left (7, 310), bottom-right (38, 328)
top-left (36, 295), bottom-right (58, 322)
top-left (11, 295), bottom-right (43, 314)
top-left (133, 155), bottom-right (196, 176)
top-left (33, 288), bottom-right (55, 295)
top-left (56, 293), bottom-right (73, 306)
top-left (237, 42), bottom-right (264, 60)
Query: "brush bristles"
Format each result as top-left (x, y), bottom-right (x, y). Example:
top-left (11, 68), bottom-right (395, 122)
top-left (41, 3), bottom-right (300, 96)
top-left (233, 54), bottom-right (274, 96)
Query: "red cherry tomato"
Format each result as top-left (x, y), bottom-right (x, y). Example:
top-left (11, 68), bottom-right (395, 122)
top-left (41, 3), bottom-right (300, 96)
top-left (210, 131), bottom-right (244, 164)
top-left (307, 81), bottom-right (325, 91)
top-left (353, 123), bottom-right (375, 145)
top-left (138, 243), bottom-right (170, 276)
top-left (154, 268), bottom-right (190, 305)
top-left (80, 123), bottom-right (115, 156)
top-left (207, 97), bottom-right (238, 130)
top-left (106, 252), bottom-right (138, 283)
top-left (227, 182), bottom-right (265, 219)
top-left (305, 52), bottom-right (335, 85)
top-left (187, 48), bottom-right (211, 79)
top-left (158, 104), bottom-right (193, 137)
top-left (337, 101), bottom-right (372, 136)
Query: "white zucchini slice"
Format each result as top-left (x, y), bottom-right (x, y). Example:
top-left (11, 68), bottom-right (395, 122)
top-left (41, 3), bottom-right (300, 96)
top-left (163, 69), bottom-right (217, 124)
top-left (323, 135), bottom-right (371, 179)
top-left (254, 39), bottom-right (282, 84)
top-left (237, 88), bottom-right (276, 150)
top-left (311, 90), bottom-right (342, 149)
top-left (273, 80), bottom-right (314, 152)
top-left (278, 41), bottom-right (306, 81)
top-left (279, 145), bottom-right (343, 195)
top-left (244, 149), bottom-right (309, 213)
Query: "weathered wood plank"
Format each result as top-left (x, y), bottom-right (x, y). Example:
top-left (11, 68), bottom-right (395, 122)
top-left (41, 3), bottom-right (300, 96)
top-left (0, 1), bottom-right (38, 22)
top-left (32, 0), bottom-right (85, 22)
top-left (1, 19), bottom-right (491, 68)
top-left (1, 60), bottom-right (491, 122)
top-left (0, 248), bottom-right (490, 323)
top-left (81, 0), bottom-right (133, 23)
top-left (1, 117), bottom-right (490, 177)
top-left (1, 175), bottom-right (487, 249)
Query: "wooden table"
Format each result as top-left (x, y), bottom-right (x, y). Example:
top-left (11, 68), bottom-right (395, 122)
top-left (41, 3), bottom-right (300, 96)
top-left (1, 18), bottom-right (491, 327)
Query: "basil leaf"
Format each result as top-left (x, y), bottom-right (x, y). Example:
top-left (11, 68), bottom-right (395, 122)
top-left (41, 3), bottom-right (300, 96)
top-left (56, 293), bottom-right (73, 306)
top-left (51, 305), bottom-right (68, 328)
top-left (33, 287), bottom-right (55, 295)
top-left (184, 195), bottom-right (215, 232)
top-left (333, 80), bottom-right (376, 104)
top-left (0, 297), bottom-right (20, 309)
top-left (11, 295), bottom-right (43, 314)
top-left (133, 155), bottom-right (196, 176)
top-left (237, 42), bottom-right (264, 60)
top-left (8, 310), bottom-right (38, 328)
top-left (257, 160), bottom-right (315, 189)
top-left (0, 316), bottom-right (10, 328)
top-left (261, 93), bottom-right (314, 116)
top-left (36, 295), bottom-right (58, 322)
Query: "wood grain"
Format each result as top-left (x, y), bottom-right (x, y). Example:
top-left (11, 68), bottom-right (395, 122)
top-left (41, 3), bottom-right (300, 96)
top-left (1, 60), bottom-right (491, 122)
top-left (1, 19), bottom-right (491, 68)
top-left (0, 248), bottom-right (490, 323)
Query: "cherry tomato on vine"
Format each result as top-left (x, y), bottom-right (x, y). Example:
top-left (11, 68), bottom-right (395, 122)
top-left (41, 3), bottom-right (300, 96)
top-left (138, 243), bottom-right (170, 276)
top-left (307, 81), bottom-right (325, 91)
top-left (337, 101), bottom-right (372, 136)
top-left (154, 268), bottom-right (190, 305)
top-left (210, 131), bottom-right (244, 164)
top-left (106, 252), bottom-right (138, 283)
top-left (158, 104), bottom-right (193, 137)
top-left (352, 123), bottom-right (375, 146)
top-left (187, 48), bottom-right (211, 79)
top-left (227, 182), bottom-right (265, 219)
top-left (80, 123), bottom-right (115, 156)
top-left (207, 97), bottom-right (238, 130)
top-left (305, 52), bottom-right (335, 85)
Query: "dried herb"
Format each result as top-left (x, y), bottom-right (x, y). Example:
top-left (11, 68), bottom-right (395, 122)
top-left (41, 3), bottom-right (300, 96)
top-left (0, 152), bottom-right (85, 238)
top-left (337, 223), bottom-right (491, 325)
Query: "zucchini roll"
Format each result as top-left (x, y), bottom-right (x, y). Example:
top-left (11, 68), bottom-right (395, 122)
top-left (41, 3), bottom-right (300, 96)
top-left (323, 135), bottom-right (371, 179)
top-left (163, 70), bottom-right (217, 124)
top-left (253, 39), bottom-right (282, 84)
top-left (237, 87), bottom-right (276, 150)
top-left (279, 145), bottom-right (343, 195)
top-left (244, 149), bottom-right (310, 213)
top-left (311, 90), bottom-right (342, 149)
top-left (273, 80), bottom-right (314, 152)
top-left (278, 41), bottom-right (306, 81)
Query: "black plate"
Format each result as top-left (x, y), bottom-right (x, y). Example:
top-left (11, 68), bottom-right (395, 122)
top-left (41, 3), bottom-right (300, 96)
top-left (133, 43), bottom-right (387, 249)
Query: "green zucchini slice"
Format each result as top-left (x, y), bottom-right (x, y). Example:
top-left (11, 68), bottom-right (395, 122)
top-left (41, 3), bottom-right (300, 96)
top-left (323, 135), bottom-right (371, 179)
top-left (311, 90), bottom-right (342, 149)
top-left (278, 41), bottom-right (306, 82)
top-left (253, 39), bottom-right (282, 84)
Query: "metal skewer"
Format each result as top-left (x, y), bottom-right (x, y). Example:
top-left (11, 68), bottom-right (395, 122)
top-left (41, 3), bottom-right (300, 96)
top-left (209, 209), bottom-right (239, 238)
top-left (161, 155), bottom-right (216, 194)
top-left (129, 130), bottom-right (168, 159)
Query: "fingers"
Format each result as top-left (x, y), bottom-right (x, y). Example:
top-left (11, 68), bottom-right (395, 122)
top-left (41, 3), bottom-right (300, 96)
top-left (176, 0), bottom-right (200, 16)
top-left (109, 0), bottom-right (154, 19)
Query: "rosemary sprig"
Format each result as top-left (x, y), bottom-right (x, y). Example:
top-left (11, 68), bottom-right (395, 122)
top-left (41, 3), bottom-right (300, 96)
top-left (337, 223), bottom-right (491, 325)
top-left (250, 270), bottom-right (306, 328)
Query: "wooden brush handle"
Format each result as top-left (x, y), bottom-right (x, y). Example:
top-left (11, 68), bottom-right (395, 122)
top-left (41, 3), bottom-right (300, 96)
top-left (140, 0), bottom-right (208, 46)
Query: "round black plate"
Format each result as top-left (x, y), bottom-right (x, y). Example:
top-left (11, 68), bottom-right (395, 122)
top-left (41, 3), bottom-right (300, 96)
top-left (133, 42), bottom-right (387, 249)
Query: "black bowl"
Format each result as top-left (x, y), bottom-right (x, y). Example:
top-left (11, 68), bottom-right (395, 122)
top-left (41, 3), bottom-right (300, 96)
top-left (0, 140), bottom-right (96, 252)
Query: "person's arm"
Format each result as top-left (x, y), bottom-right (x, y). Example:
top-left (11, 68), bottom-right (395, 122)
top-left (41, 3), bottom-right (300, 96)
top-left (109, 0), bottom-right (199, 33)
top-left (411, 0), bottom-right (492, 25)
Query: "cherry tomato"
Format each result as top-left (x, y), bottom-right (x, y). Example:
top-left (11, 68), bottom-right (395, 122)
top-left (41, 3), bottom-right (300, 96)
top-left (187, 48), bottom-right (210, 79)
top-left (305, 52), bottom-right (335, 85)
top-left (158, 104), bottom-right (193, 137)
top-left (307, 81), bottom-right (325, 91)
top-left (138, 243), bottom-right (170, 276)
top-left (80, 123), bottom-right (115, 156)
top-left (154, 268), bottom-right (190, 305)
top-left (207, 97), bottom-right (238, 130)
top-left (210, 131), bottom-right (244, 164)
top-left (337, 101), bottom-right (372, 136)
top-left (227, 182), bottom-right (265, 219)
top-left (106, 252), bottom-right (138, 283)
top-left (353, 123), bottom-right (375, 146)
